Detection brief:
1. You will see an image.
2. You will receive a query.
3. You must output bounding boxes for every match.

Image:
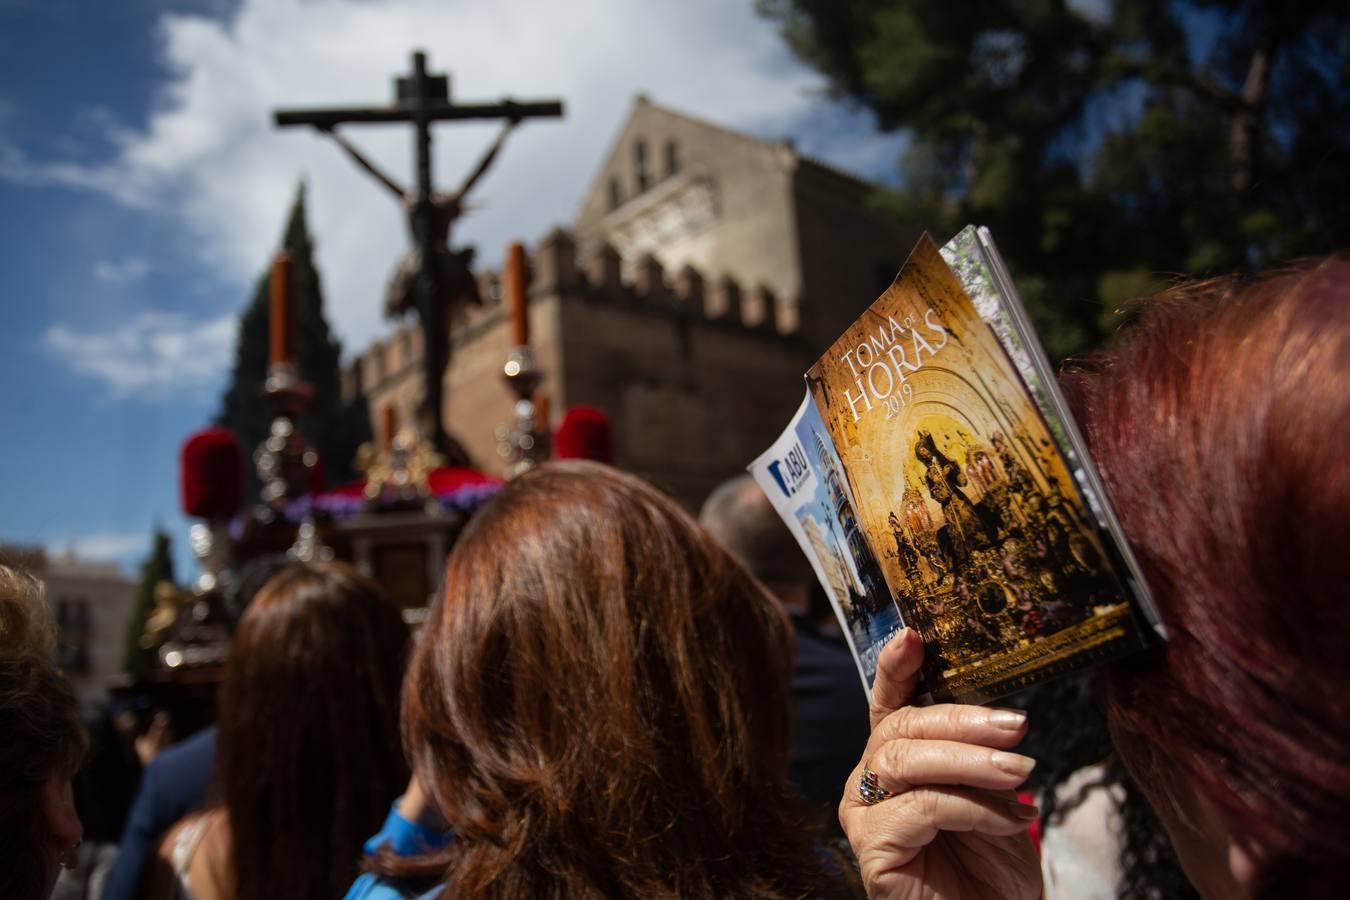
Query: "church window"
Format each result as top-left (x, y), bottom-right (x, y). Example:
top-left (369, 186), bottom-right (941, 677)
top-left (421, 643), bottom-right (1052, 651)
top-left (608, 176), bottom-right (622, 211)
top-left (634, 139), bottom-right (650, 192)
top-left (54, 596), bottom-right (91, 675)
top-left (664, 140), bottom-right (680, 176)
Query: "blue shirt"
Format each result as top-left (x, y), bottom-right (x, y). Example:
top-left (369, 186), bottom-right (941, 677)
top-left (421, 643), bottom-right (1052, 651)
top-left (102, 725), bottom-right (218, 900)
top-left (789, 614), bottom-right (870, 822)
top-left (345, 798), bottom-right (850, 898)
top-left (343, 800), bottom-right (453, 900)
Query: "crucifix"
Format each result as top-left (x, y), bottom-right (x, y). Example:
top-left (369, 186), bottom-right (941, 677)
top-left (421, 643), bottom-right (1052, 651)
top-left (273, 50), bottom-right (563, 464)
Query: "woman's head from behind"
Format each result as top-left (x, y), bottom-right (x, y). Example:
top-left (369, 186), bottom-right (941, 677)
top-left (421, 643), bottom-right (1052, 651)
top-left (1062, 259), bottom-right (1350, 898)
top-left (218, 560), bottom-right (409, 899)
top-left (399, 460), bottom-right (821, 897)
top-left (0, 564), bottom-right (85, 900)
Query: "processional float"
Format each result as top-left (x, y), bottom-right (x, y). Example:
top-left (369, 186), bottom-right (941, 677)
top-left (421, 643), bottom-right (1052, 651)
top-left (128, 52), bottom-right (564, 712)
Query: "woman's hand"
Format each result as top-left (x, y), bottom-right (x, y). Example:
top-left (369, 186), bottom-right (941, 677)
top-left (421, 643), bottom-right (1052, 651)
top-left (839, 629), bottom-right (1043, 899)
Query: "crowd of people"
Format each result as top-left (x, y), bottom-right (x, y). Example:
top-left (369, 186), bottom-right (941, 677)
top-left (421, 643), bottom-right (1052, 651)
top-left (2, 258), bottom-right (1347, 899)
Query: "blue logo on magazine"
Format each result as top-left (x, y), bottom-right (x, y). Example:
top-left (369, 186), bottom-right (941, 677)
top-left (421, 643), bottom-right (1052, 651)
top-left (767, 444), bottom-right (814, 500)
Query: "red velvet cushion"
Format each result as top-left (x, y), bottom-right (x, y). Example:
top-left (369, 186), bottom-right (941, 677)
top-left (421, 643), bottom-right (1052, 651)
top-left (180, 426), bottom-right (244, 519)
top-left (553, 405), bottom-right (613, 464)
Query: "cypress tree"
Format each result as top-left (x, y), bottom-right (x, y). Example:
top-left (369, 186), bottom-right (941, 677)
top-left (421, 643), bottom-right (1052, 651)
top-left (123, 529), bottom-right (176, 677)
top-left (217, 183), bottom-right (371, 502)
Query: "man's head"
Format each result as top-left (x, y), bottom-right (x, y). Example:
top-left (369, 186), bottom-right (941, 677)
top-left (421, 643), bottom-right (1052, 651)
top-left (699, 475), bottom-right (813, 614)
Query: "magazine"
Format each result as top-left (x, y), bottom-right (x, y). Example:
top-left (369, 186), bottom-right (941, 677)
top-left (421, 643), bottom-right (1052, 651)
top-left (751, 228), bottom-right (1163, 704)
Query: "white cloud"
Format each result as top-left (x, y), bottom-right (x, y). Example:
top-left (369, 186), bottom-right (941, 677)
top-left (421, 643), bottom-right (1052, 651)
top-left (0, 138), bottom-right (144, 203)
top-left (42, 311), bottom-right (235, 398)
top-left (2, 0), bottom-right (900, 354)
top-left (46, 531), bottom-right (148, 565)
top-left (93, 256), bottom-right (151, 284)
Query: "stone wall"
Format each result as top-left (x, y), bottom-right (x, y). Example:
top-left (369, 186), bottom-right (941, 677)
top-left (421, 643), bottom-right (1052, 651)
top-left (347, 227), bottom-right (811, 508)
top-left (790, 160), bottom-right (921, 348)
top-left (572, 97), bottom-right (805, 336)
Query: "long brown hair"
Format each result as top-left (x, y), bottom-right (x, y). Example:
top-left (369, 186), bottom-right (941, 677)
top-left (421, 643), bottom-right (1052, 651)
top-left (216, 561), bottom-right (409, 899)
top-left (375, 460), bottom-right (837, 898)
top-left (0, 564), bottom-right (86, 900)
top-left (1062, 259), bottom-right (1350, 897)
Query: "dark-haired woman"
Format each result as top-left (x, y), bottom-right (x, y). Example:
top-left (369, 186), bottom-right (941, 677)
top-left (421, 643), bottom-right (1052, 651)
top-left (1, 564), bottom-right (86, 900)
top-left (154, 561), bottom-right (410, 900)
top-left (350, 460), bottom-right (856, 899)
top-left (839, 259), bottom-right (1350, 898)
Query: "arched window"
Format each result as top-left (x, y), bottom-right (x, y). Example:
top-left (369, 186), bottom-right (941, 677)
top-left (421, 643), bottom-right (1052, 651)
top-left (664, 140), bottom-right (680, 176)
top-left (608, 176), bottom-right (622, 211)
top-left (634, 139), bottom-right (650, 192)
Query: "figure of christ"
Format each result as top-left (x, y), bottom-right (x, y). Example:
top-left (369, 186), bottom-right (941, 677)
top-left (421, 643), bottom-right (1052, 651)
top-left (322, 120), bottom-right (517, 322)
top-left (914, 429), bottom-right (989, 568)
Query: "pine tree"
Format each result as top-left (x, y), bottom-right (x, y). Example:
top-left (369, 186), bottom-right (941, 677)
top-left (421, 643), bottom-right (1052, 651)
top-left (758, 0), bottom-right (1350, 360)
top-left (123, 529), bottom-right (176, 677)
top-left (217, 183), bottom-right (372, 502)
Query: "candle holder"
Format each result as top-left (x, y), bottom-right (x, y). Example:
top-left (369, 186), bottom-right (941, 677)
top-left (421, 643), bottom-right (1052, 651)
top-left (187, 520), bottom-right (233, 595)
top-left (356, 425), bottom-right (444, 511)
top-left (497, 344), bottom-right (544, 478)
top-left (254, 361), bottom-right (317, 517)
top-left (288, 516), bottom-right (335, 562)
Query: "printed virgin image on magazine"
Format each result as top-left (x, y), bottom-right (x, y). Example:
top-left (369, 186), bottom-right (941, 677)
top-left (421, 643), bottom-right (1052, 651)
top-left (755, 229), bottom-right (1162, 705)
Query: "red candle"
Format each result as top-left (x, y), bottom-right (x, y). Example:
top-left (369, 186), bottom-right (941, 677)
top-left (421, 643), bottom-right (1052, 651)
top-left (505, 241), bottom-right (528, 346)
top-left (269, 251), bottom-right (294, 365)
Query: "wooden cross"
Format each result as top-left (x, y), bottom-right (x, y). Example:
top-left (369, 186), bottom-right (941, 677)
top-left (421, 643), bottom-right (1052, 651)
top-left (273, 50), bottom-right (563, 462)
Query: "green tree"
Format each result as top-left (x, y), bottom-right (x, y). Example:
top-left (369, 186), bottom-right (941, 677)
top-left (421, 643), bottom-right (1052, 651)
top-left (758, 0), bottom-right (1350, 358)
top-left (217, 183), bottom-right (372, 502)
top-left (123, 529), bottom-right (176, 677)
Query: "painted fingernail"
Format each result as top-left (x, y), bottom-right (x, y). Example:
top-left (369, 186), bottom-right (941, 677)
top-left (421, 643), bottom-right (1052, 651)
top-left (989, 708), bottom-right (1027, 730)
top-left (991, 751), bottom-right (1036, 778)
top-left (1012, 802), bottom-right (1039, 820)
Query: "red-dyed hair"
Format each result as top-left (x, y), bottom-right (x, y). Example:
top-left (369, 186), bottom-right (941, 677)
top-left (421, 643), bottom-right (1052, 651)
top-left (1061, 259), bottom-right (1350, 897)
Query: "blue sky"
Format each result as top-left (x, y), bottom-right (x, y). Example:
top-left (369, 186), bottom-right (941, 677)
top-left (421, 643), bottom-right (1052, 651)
top-left (0, 0), bottom-right (908, 576)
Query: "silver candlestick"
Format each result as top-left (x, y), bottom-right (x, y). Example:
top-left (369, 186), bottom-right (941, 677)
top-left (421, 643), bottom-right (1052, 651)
top-left (254, 361), bottom-right (318, 517)
top-left (497, 344), bottom-right (545, 478)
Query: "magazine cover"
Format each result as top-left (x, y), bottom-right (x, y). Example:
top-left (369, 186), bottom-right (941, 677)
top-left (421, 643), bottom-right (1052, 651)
top-left (764, 230), bottom-right (1160, 704)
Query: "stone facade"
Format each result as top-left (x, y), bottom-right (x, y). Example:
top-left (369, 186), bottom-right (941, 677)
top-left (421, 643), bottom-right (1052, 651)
top-left (0, 545), bottom-right (138, 708)
top-left (572, 96), bottom-right (917, 349)
top-left (346, 97), bottom-right (918, 509)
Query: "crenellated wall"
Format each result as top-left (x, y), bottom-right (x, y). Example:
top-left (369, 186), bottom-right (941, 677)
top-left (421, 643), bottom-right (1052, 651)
top-left (344, 226), bottom-right (811, 507)
top-left (467, 227), bottom-right (799, 337)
